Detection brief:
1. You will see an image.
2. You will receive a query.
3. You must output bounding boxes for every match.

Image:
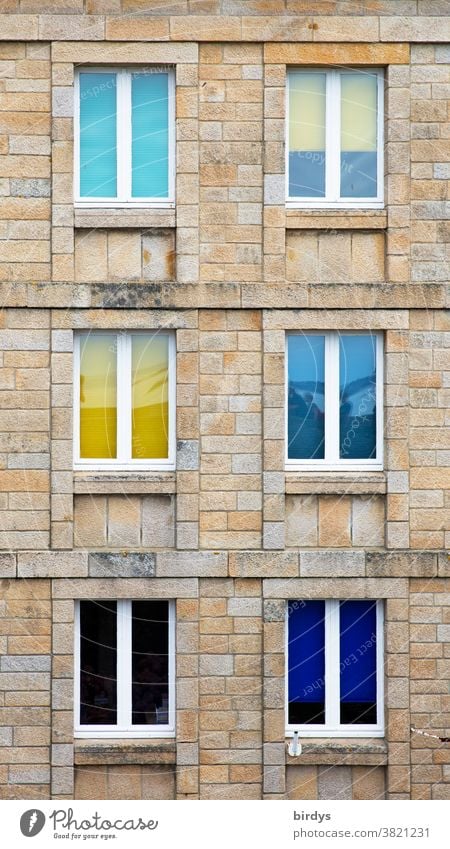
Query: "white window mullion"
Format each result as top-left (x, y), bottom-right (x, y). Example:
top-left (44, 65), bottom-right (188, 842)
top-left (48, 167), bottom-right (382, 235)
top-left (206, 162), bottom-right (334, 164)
top-left (325, 600), bottom-right (340, 730)
top-left (326, 71), bottom-right (340, 203)
top-left (117, 600), bottom-right (132, 729)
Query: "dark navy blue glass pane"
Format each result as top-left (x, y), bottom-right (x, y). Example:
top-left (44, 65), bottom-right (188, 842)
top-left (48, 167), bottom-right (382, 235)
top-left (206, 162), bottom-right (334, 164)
top-left (289, 151), bottom-right (325, 198)
top-left (339, 334), bottom-right (377, 460)
top-left (340, 600), bottom-right (377, 725)
top-left (340, 151), bottom-right (377, 198)
top-left (288, 600), bottom-right (325, 725)
top-left (288, 335), bottom-right (325, 460)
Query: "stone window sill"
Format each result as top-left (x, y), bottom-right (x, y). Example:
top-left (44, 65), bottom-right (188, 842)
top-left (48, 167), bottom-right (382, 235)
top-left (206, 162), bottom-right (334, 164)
top-left (74, 739), bottom-right (176, 766)
top-left (286, 472), bottom-right (386, 496)
top-left (285, 209), bottom-right (387, 230)
top-left (73, 472), bottom-right (176, 495)
top-left (285, 737), bottom-right (387, 767)
top-left (74, 207), bottom-right (176, 230)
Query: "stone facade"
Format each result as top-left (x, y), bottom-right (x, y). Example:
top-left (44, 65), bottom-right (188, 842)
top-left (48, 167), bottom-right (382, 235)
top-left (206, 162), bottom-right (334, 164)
top-left (0, 1), bottom-right (448, 801)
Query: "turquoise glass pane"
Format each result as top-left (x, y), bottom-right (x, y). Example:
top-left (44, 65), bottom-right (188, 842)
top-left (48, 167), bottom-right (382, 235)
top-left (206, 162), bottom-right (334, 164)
top-left (132, 73), bottom-right (169, 199)
top-left (288, 335), bottom-right (325, 460)
top-left (339, 335), bottom-right (377, 460)
top-left (79, 72), bottom-right (117, 198)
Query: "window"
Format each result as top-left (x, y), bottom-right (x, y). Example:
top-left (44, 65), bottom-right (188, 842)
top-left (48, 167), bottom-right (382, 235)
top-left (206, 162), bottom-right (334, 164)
top-left (75, 68), bottom-right (175, 207)
top-left (287, 599), bottom-right (384, 737)
top-left (75, 599), bottom-right (175, 738)
top-left (286, 331), bottom-right (383, 471)
top-left (287, 69), bottom-right (383, 207)
top-left (74, 331), bottom-right (175, 471)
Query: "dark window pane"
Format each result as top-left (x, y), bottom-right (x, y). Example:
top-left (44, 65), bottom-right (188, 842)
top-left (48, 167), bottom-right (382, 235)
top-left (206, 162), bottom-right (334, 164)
top-left (288, 600), bottom-right (325, 725)
top-left (288, 335), bottom-right (325, 460)
top-left (339, 334), bottom-right (377, 460)
top-left (132, 601), bottom-right (169, 726)
top-left (80, 601), bottom-right (117, 725)
top-left (340, 600), bottom-right (378, 725)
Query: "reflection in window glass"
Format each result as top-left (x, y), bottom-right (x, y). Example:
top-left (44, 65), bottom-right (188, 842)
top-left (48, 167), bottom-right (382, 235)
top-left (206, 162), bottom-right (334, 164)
top-left (289, 72), bottom-right (326, 198)
top-left (339, 334), bottom-right (377, 460)
top-left (80, 334), bottom-right (117, 459)
top-left (288, 335), bottom-right (325, 460)
top-left (340, 73), bottom-right (377, 198)
top-left (131, 335), bottom-right (169, 460)
top-left (80, 601), bottom-right (117, 726)
top-left (340, 600), bottom-right (377, 725)
top-left (288, 601), bottom-right (326, 725)
top-left (132, 601), bottom-right (169, 726)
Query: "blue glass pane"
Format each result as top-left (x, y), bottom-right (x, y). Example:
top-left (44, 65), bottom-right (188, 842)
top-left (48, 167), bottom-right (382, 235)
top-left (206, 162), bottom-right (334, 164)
top-left (79, 72), bottom-right (117, 198)
top-left (339, 335), bottom-right (377, 460)
top-left (288, 601), bottom-right (325, 725)
top-left (341, 151), bottom-right (377, 198)
top-left (340, 600), bottom-right (377, 725)
top-left (132, 73), bottom-right (169, 199)
top-left (288, 335), bottom-right (325, 460)
top-left (289, 151), bottom-right (325, 198)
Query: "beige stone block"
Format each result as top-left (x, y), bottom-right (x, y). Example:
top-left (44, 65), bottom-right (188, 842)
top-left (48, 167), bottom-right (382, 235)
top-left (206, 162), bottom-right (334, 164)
top-left (286, 231), bottom-right (318, 283)
top-left (107, 496), bottom-right (141, 547)
top-left (286, 765), bottom-right (317, 800)
top-left (352, 496), bottom-right (385, 547)
top-left (142, 765), bottom-right (175, 800)
top-left (108, 231), bottom-right (141, 280)
top-left (142, 231), bottom-right (175, 282)
top-left (142, 495), bottom-right (174, 548)
top-left (75, 765), bottom-right (107, 800)
top-left (286, 494), bottom-right (317, 548)
top-left (352, 766), bottom-right (385, 800)
top-left (352, 232), bottom-right (385, 283)
top-left (319, 232), bottom-right (352, 283)
top-left (318, 496), bottom-right (351, 548)
top-left (74, 230), bottom-right (107, 283)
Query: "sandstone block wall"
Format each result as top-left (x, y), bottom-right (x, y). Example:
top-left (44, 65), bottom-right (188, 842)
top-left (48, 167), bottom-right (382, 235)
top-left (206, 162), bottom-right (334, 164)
top-left (0, 1), bottom-right (448, 802)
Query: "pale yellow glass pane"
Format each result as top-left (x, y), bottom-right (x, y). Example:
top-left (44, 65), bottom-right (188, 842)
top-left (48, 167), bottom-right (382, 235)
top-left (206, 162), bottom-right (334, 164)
top-left (289, 72), bottom-right (326, 152)
top-left (341, 72), bottom-right (377, 152)
top-left (132, 334), bottom-right (169, 460)
top-left (80, 334), bottom-right (117, 459)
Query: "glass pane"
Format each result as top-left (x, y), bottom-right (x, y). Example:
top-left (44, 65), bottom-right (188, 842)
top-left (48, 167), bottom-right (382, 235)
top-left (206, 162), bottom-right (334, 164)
top-left (288, 334), bottom-right (325, 460)
top-left (132, 601), bottom-right (169, 726)
top-left (339, 334), bottom-right (377, 460)
top-left (340, 600), bottom-right (377, 725)
top-left (132, 73), bottom-right (169, 199)
top-left (80, 334), bottom-right (117, 459)
top-left (288, 600), bottom-right (325, 725)
top-left (340, 73), bottom-right (378, 198)
top-left (132, 334), bottom-right (169, 460)
top-left (289, 72), bottom-right (326, 198)
top-left (79, 72), bottom-right (117, 198)
top-left (80, 601), bottom-right (117, 726)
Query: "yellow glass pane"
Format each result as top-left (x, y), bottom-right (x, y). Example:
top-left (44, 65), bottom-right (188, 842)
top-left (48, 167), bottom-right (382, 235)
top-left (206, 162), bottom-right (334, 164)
top-left (132, 334), bottom-right (169, 460)
top-left (341, 72), bottom-right (377, 152)
top-left (289, 72), bottom-right (326, 152)
top-left (80, 334), bottom-right (117, 459)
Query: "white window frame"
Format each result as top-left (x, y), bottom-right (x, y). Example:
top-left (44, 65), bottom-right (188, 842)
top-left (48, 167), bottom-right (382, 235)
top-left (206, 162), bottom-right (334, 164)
top-left (73, 330), bottom-right (176, 472)
top-left (74, 67), bottom-right (175, 208)
top-left (286, 599), bottom-right (384, 738)
top-left (286, 67), bottom-right (384, 209)
top-left (285, 330), bottom-right (383, 472)
top-left (74, 599), bottom-right (176, 739)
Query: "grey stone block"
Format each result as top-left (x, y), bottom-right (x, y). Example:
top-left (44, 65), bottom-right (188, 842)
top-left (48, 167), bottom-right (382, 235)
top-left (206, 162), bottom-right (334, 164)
top-left (9, 766), bottom-right (50, 785)
top-left (437, 625), bottom-right (450, 643)
top-left (228, 597), bottom-right (262, 617)
top-left (301, 550), bottom-right (365, 578)
top-left (318, 766), bottom-right (352, 800)
top-left (199, 655), bottom-right (233, 676)
top-left (264, 174), bottom-right (284, 205)
top-left (263, 765), bottom-right (285, 794)
top-left (10, 179), bottom-right (51, 198)
top-left (263, 522), bottom-right (285, 550)
top-left (88, 552), bottom-right (156, 578)
top-left (230, 550), bottom-right (298, 577)
top-left (0, 553), bottom-right (16, 578)
top-left (8, 453), bottom-right (50, 469)
top-left (263, 600), bottom-right (285, 622)
top-left (366, 551), bottom-right (437, 577)
top-left (0, 656), bottom-right (51, 672)
top-left (177, 439), bottom-right (199, 470)
top-left (51, 767), bottom-right (74, 795)
top-left (52, 87), bottom-right (73, 118)
top-left (264, 743), bottom-right (286, 765)
top-left (51, 744), bottom-right (73, 767)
